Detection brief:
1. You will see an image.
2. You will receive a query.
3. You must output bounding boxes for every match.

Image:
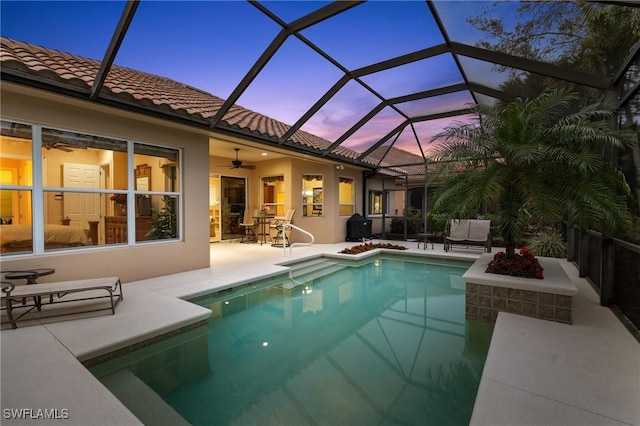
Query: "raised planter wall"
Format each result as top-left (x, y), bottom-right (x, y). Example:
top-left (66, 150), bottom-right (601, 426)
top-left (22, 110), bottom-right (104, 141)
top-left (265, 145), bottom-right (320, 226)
top-left (463, 254), bottom-right (578, 325)
top-left (465, 282), bottom-right (573, 324)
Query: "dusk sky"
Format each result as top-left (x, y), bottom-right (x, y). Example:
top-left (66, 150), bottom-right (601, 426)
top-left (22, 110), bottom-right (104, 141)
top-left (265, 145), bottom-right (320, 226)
top-left (1, 1), bottom-right (516, 156)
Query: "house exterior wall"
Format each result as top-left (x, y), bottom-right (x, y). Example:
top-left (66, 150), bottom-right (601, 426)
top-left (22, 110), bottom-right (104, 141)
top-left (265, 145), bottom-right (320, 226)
top-left (1, 82), bottom-right (370, 284)
top-left (1, 84), bottom-right (211, 283)
top-left (209, 155), bottom-right (364, 244)
top-left (365, 176), bottom-right (404, 235)
top-left (291, 159), bottom-right (362, 244)
top-left (365, 175), bottom-right (425, 237)
top-left (252, 157), bottom-right (292, 218)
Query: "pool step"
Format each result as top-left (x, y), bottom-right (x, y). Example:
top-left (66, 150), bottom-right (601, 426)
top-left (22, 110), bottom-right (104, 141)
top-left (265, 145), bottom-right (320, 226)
top-left (285, 257), bottom-right (331, 271)
top-left (282, 258), bottom-right (346, 289)
top-left (100, 369), bottom-right (190, 426)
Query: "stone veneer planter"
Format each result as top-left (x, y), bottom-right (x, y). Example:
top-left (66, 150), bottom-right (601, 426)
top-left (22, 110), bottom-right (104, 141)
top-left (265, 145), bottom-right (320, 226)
top-left (463, 254), bottom-right (578, 324)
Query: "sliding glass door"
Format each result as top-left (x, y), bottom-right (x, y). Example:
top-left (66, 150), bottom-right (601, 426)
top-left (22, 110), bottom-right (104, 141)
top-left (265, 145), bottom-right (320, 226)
top-left (220, 176), bottom-right (246, 241)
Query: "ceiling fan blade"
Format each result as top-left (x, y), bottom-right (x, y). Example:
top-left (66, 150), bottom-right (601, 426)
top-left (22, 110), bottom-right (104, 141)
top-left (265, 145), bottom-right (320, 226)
top-left (44, 142), bottom-right (74, 152)
top-left (212, 148), bottom-right (256, 169)
top-left (230, 148), bottom-right (255, 169)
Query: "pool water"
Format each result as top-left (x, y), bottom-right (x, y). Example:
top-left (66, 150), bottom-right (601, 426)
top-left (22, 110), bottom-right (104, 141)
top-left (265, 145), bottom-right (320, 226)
top-left (91, 256), bottom-right (493, 426)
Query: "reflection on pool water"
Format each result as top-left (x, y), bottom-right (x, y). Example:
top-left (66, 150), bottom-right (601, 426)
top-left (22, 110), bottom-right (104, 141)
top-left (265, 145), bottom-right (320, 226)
top-left (91, 255), bottom-right (494, 426)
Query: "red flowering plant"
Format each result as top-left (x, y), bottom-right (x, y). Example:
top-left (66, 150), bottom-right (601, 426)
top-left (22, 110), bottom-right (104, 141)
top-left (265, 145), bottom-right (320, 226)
top-left (110, 194), bottom-right (127, 204)
top-left (339, 242), bottom-right (408, 255)
top-left (485, 246), bottom-right (544, 279)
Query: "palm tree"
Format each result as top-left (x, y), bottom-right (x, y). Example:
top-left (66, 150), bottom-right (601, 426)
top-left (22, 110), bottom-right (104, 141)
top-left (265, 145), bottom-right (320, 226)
top-left (429, 89), bottom-right (635, 257)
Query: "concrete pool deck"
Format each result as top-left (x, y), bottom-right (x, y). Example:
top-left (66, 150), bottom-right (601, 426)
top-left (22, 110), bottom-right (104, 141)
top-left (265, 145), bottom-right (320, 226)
top-left (1, 241), bottom-right (638, 425)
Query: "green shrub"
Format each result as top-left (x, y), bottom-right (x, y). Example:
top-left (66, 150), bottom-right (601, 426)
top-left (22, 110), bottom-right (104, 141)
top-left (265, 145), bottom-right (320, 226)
top-left (390, 216), bottom-right (423, 234)
top-left (527, 230), bottom-right (566, 258)
top-left (389, 212), bottom-right (497, 236)
top-left (427, 213), bottom-right (449, 235)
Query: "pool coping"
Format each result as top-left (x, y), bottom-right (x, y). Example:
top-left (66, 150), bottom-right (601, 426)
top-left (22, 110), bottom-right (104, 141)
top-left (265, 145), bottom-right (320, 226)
top-left (2, 243), bottom-right (473, 426)
top-left (463, 253), bottom-right (578, 296)
top-left (470, 259), bottom-right (640, 425)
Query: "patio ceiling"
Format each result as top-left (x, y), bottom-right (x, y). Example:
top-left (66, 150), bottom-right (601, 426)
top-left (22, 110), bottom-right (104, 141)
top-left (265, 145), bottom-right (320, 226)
top-left (1, 1), bottom-right (638, 173)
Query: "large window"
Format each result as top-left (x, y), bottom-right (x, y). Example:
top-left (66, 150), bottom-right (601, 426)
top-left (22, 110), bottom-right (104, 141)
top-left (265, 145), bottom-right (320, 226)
top-left (368, 190), bottom-right (386, 215)
top-left (302, 174), bottom-right (323, 217)
top-left (0, 122), bottom-right (33, 254)
top-left (338, 177), bottom-right (355, 216)
top-left (0, 120), bottom-right (181, 256)
top-left (261, 175), bottom-right (284, 217)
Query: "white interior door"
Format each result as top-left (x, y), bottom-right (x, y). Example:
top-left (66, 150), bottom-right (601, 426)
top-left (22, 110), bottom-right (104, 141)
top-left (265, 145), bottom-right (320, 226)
top-left (63, 163), bottom-right (101, 228)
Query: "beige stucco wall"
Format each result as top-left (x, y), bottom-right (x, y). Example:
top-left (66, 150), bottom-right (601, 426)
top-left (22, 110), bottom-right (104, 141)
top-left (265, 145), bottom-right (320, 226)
top-left (209, 153), bottom-right (365, 244)
top-left (1, 84), bottom-right (211, 283)
top-left (1, 82), bottom-right (372, 284)
top-left (290, 159), bottom-right (362, 244)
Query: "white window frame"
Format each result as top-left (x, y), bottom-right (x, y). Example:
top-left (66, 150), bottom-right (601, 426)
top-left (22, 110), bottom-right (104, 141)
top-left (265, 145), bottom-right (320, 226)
top-left (0, 119), bottom-right (183, 256)
top-left (302, 174), bottom-right (323, 217)
top-left (338, 176), bottom-right (355, 216)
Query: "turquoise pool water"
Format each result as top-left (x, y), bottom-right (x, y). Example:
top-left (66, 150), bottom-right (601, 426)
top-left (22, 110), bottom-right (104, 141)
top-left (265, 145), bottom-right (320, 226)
top-left (91, 255), bottom-right (493, 426)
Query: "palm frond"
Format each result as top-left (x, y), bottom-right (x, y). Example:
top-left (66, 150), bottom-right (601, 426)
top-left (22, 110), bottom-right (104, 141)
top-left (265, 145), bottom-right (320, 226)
top-left (427, 89), bottom-right (633, 246)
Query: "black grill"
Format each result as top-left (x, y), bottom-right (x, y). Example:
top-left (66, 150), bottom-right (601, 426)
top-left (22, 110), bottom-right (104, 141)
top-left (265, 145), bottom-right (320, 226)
top-left (346, 213), bottom-right (372, 241)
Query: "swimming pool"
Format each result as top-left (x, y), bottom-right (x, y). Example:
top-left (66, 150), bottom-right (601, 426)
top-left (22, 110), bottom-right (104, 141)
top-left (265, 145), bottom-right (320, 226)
top-left (91, 255), bottom-right (493, 426)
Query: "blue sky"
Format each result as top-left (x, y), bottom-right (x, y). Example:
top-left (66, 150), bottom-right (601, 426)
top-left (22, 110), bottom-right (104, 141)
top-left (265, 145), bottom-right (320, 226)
top-left (1, 1), bottom-right (506, 156)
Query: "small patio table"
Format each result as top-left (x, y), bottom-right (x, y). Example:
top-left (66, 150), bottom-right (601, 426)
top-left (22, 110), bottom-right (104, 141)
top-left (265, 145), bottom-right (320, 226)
top-left (416, 234), bottom-right (434, 250)
top-left (4, 268), bottom-right (56, 309)
top-left (254, 216), bottom-right (273, 246)
top-left (5, 268), bottom-right (56, 284)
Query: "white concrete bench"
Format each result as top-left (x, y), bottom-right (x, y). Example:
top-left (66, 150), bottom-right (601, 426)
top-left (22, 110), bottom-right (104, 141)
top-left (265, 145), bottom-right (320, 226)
top-left (1, 277), bottom-right (122, 329)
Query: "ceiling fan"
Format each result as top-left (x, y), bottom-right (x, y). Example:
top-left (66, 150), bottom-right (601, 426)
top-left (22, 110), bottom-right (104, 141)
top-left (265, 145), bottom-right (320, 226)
top-left (228, 148), bottom-right (255, 169)
top-left (43, 141), bottom-right (75, 152)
